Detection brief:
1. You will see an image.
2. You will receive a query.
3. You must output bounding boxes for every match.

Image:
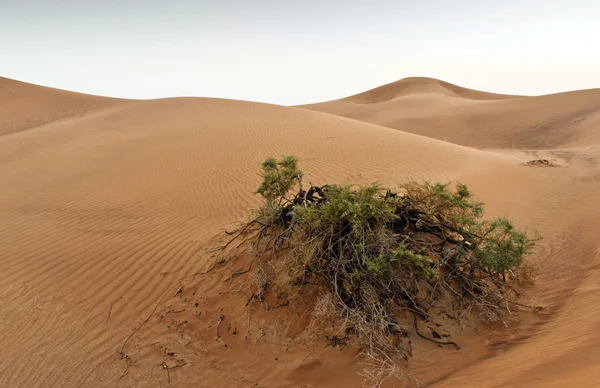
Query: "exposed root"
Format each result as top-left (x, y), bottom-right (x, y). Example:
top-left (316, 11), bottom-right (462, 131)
top-left (412, 312), bottom-right (460, 350)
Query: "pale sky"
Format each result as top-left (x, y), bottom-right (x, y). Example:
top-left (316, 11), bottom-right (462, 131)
top-left (1, 0), bottom-right (599, 105)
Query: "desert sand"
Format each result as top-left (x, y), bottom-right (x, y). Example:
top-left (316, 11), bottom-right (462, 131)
top-left (1, 76), bottom-right (599, 387)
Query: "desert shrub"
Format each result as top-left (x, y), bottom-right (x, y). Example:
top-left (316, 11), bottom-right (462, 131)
top-left (256, 155), bottom-right (303, 201)
top-left (254, 155), bottom-right (303, 225)
top-left (218, 155), bottom-right (537, 383)
top-left (476, 217), bottom-right (533, 272)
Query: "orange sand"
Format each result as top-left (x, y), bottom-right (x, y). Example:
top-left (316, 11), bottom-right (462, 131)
top-left (1, 76), bottom-right (599, 387)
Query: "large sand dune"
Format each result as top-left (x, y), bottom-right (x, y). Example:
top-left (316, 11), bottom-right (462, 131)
top-left (302, 77), bottom-right (600, 149)
top-left (1, 77), bottom-right (599, 387)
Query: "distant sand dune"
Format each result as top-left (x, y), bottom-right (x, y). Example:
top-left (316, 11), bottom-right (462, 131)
top-left (1, 77), bottom-right (599, 387)
top-left (343, 77), bottom-right (519, 104)
top-left (302, 77), bottom-right (600, 149)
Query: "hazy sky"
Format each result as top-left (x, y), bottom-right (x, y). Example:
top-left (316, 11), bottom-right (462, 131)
top-left (1, 0), bottom-right (599, 105)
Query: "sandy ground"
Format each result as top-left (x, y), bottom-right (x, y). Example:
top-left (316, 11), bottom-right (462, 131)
top-left (1, 77), bottom-right (599, 387)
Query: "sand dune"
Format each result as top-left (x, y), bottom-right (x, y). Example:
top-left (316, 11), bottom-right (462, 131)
top-left (0, 77), bottom-right (124, 137)
top-left (340, 77), bottom-right (518, 104)
top-left (1, 77), bottom-right (599, 387)
top-left (302, 77), bottom-right (600, 149)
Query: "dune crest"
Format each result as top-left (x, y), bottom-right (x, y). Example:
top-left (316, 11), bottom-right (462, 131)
top-left (343, 77), bottom-right (519, 104)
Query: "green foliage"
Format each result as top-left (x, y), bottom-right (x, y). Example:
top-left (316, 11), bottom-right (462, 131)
top-left (255, 155), bottom-right (303, 202)
top-left (294, 183), bottom-right (397, 238)
top-left (257, 198), bottom-right (284, 225)
top-left (365, 253), bottom-right (388, 278)
top-left (476, 217), bottom-right (534, 272)
top-left (348, 269), bottom-right (367, 292)
top-left (415, 182), bottom-right (484, 228)
top-left (390, 242), bottom-right (438, 280)
top-left (253, 155), bottom-right (534, 281)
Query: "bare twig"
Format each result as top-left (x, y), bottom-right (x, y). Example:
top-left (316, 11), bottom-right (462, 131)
top-left (161, 360), bottom-right (187, 384)
top-left (118, 282), bottom-right (180, 357)
top-left (119, 355), bottom-right (130, 379)
top-left (216, 314), bottom-right (225, 338)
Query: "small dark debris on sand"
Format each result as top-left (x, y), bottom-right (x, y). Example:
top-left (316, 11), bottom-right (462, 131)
top-left (525, 159), bottom-right (559, 167)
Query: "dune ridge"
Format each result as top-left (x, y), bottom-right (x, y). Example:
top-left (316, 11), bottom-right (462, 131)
top-left (302, 77), bottom-right (600, 149)
top-left (1, 77), bottom-right (599, 387)
top-left (0, 77), bottom-right (125, 137)
top-left (342, 77), bottom-right (519, 104)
